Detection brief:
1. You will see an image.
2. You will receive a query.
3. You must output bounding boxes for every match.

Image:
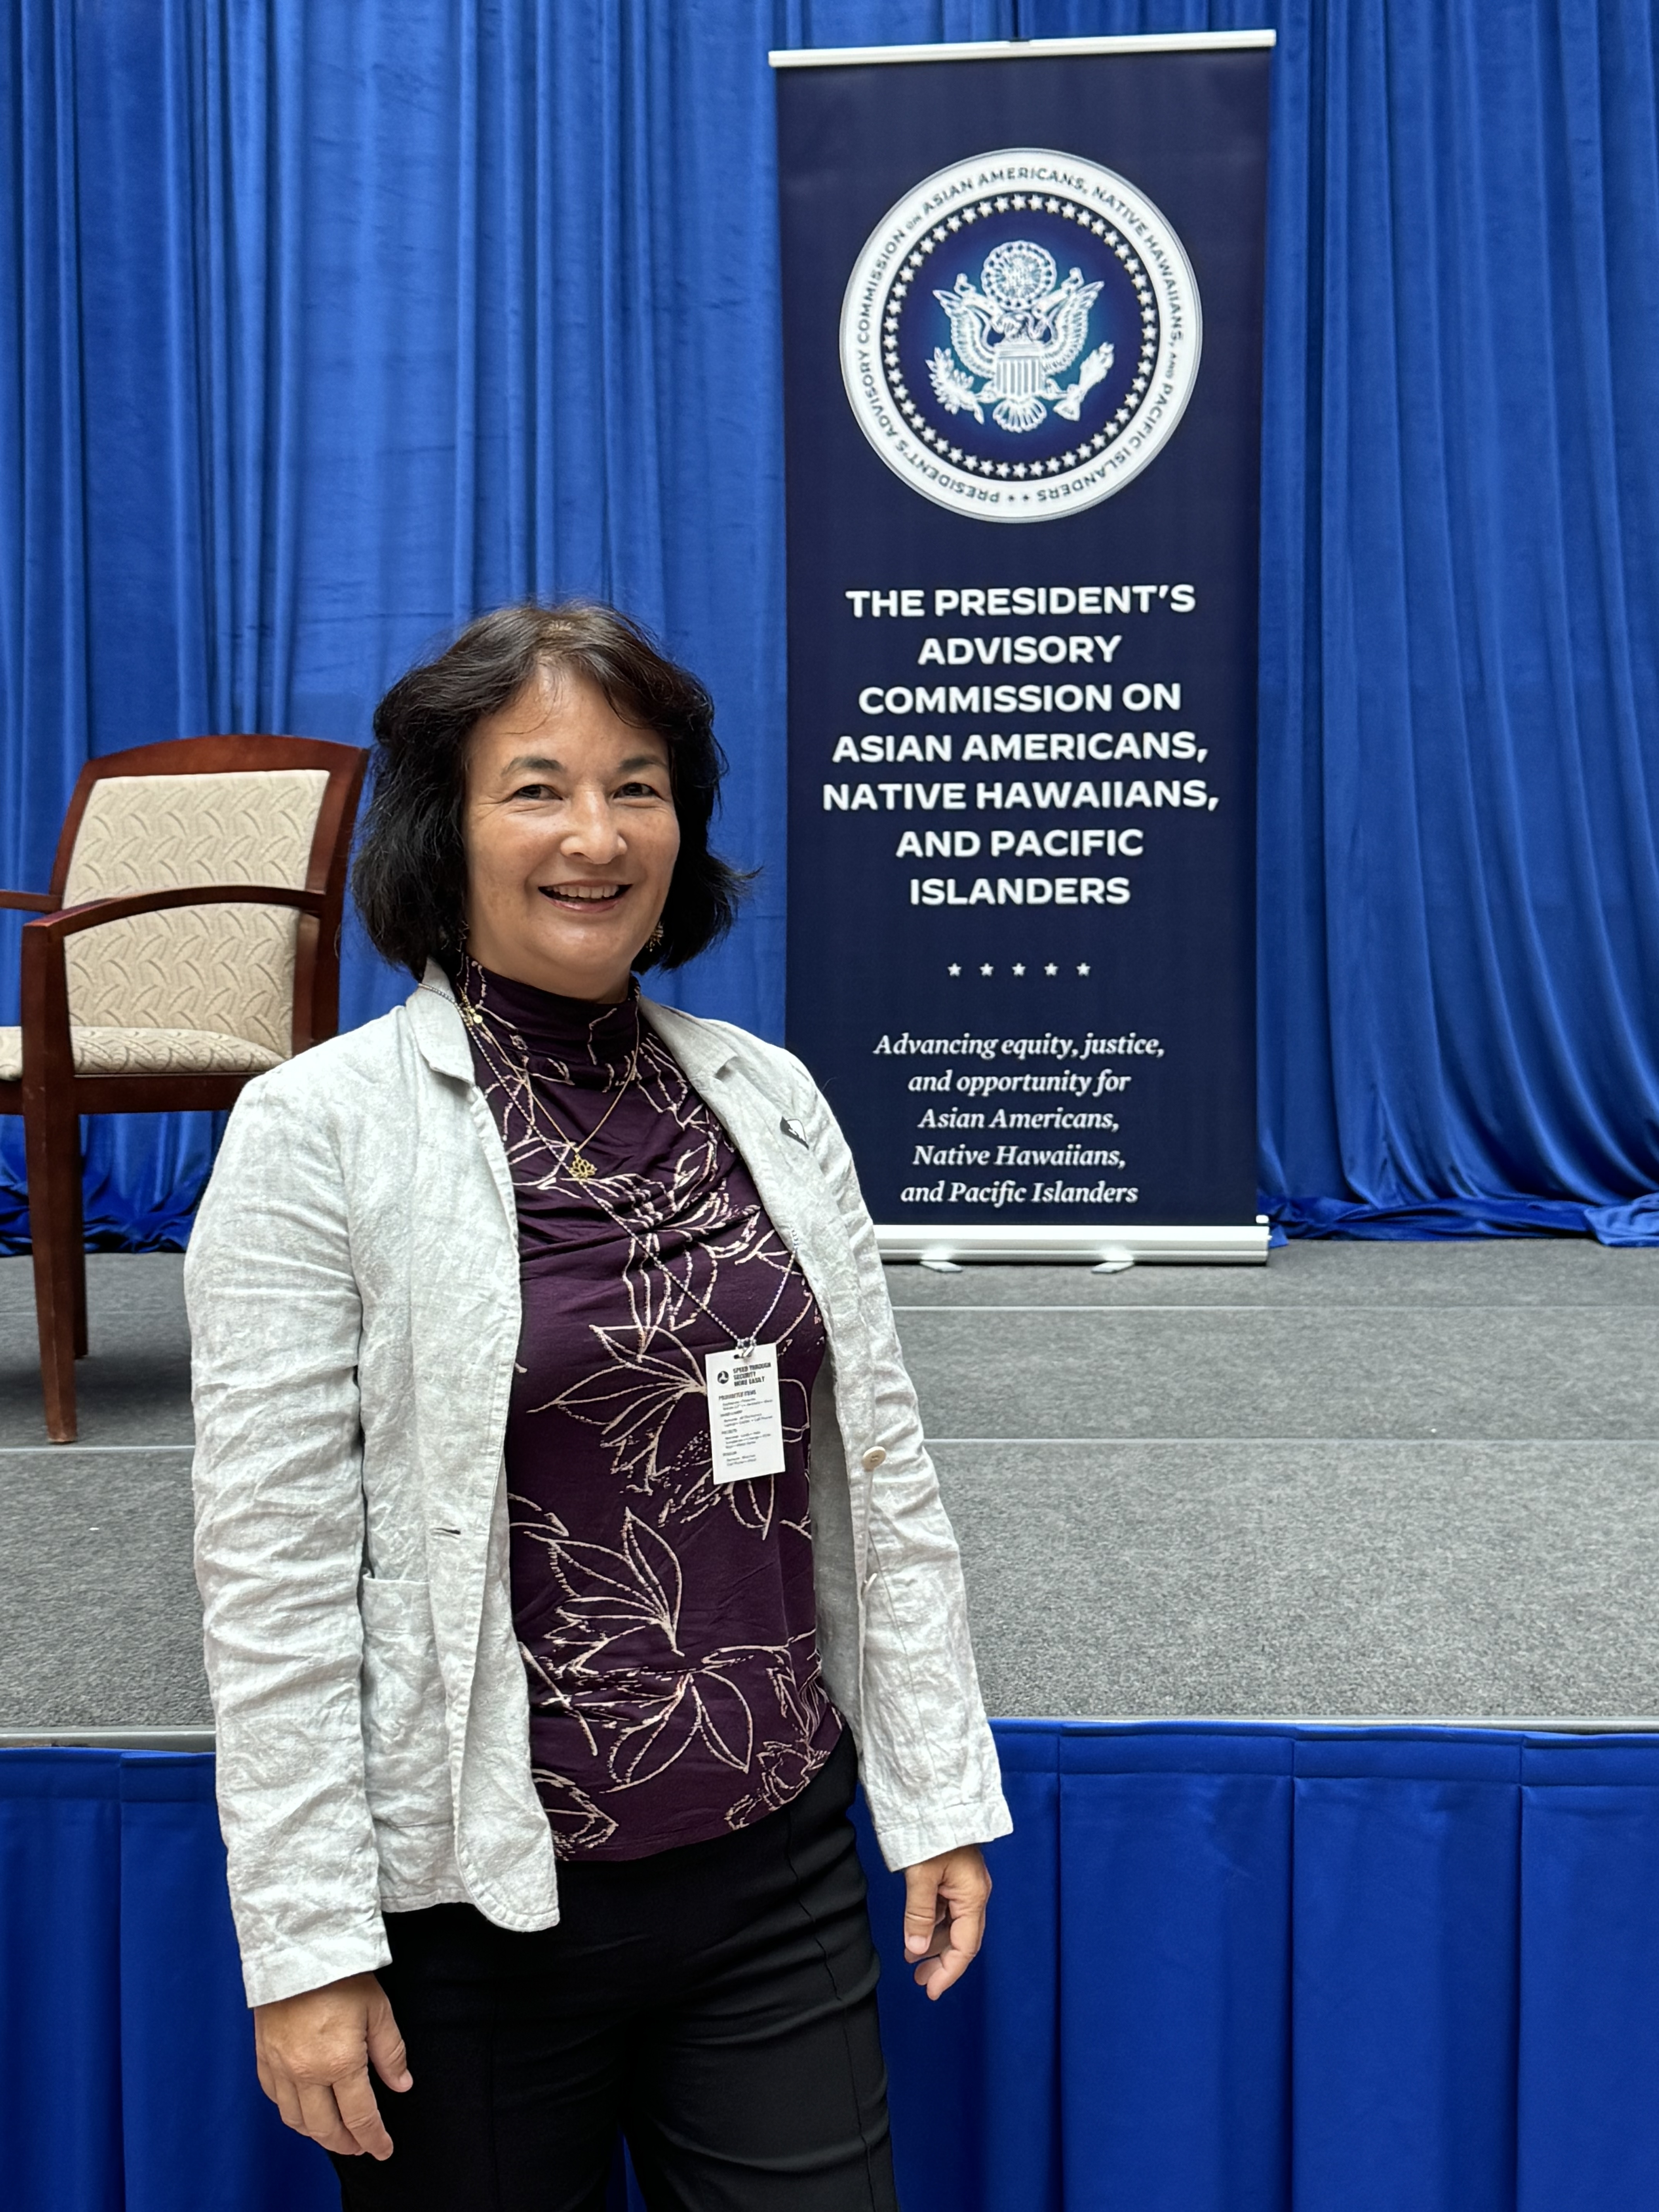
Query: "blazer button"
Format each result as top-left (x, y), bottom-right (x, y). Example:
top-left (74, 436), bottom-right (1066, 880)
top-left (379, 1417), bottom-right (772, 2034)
top-left (862, 1446), bottom-right (886, 1471)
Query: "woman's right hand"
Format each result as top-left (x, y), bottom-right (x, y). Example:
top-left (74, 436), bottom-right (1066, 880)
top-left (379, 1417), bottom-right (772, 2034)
top-left (253, 1971), bottom-right (413, 2159)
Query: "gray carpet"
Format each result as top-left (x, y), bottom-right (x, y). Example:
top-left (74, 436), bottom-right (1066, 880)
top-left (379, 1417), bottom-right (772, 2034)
top-left (0, 1254), bottom-right (199, 1728)
top-left (3, 1241), bottom-right (1657, 1729)
top-left (0, 1449), bottom-right (205, 1728)
top-left (943, 1439), bottom-right (1659, 1718)
top-left (0, 1253), bottom-right (192, 1448)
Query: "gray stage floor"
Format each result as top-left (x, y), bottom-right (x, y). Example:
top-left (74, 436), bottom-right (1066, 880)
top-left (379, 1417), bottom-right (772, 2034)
top-left (3, 1241), bottom-right (1658, 1730)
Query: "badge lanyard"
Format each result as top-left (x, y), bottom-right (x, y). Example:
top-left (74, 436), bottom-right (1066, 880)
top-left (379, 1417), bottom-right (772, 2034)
top-left (666, 1257), bottom-right (801, 1486)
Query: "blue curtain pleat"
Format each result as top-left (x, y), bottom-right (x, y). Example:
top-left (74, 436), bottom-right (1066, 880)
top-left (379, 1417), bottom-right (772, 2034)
top-left (0, 1755), bottom-right (126, 2212)
top-left (6, 0), bottom-right (1659, 1247)
top-left (1056, 1730), bottom-right (1292, 2212)
top-left (1290, 1735), bottom-right (1520, 2212)
top-left (855, 1725), bottom-right (1063, 2212)
top-left (1515, 1739), bottom-right (1659, 2209)
top-left (116, 1756), bottom-right (331, 2212)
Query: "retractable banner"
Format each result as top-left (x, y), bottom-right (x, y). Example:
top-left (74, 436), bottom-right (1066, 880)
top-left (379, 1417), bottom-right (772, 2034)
top-left (773, 34), bottom-right (1273, 1260)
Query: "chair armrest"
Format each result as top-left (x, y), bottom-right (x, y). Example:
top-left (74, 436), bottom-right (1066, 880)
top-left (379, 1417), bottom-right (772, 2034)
top-left (0, 890), bottom-right (56, 913)
top-left (16, 886), bottom-right (327, 1097)
top-left (22, 884), bottom-right (325, 940)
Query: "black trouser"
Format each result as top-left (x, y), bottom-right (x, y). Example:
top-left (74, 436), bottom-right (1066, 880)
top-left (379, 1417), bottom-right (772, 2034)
top-left (332, 1730), bottom-right (897, 2212)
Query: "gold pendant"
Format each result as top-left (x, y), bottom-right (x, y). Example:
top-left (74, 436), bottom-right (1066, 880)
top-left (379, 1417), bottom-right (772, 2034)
top-left (569, 1153), bottom-right (597, 1180)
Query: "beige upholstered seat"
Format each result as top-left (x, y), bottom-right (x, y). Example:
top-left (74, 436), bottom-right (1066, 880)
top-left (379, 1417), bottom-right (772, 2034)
top-left (56, 767), bottom-right (330, 1069)
top-left (0, 1027), bottom-right (283, 1082)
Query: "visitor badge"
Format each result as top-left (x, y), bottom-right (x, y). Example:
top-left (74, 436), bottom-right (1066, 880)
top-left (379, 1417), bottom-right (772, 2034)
top-left (706, 1343), bottom-right (786, 1484)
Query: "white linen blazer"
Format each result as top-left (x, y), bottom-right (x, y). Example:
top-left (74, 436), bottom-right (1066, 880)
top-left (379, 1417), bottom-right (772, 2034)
top-left (187, 965), bottom-right (1012, 2007)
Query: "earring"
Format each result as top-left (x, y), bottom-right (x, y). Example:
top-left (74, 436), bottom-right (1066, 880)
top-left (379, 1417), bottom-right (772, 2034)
top-left (644, 921), bottom-right (665, 955)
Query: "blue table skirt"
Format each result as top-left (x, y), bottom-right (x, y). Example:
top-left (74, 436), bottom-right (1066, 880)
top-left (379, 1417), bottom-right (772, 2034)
top-left (5, 1720), bottom-right (1658, 2212)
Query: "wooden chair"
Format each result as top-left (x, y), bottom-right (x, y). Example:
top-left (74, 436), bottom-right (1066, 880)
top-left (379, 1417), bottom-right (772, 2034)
top-left (0, 735), bottom-right (368, 1442)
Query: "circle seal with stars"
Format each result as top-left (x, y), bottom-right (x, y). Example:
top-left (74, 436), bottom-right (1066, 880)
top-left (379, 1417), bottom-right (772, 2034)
top-left (839, 148), bottom-right (1201, 524)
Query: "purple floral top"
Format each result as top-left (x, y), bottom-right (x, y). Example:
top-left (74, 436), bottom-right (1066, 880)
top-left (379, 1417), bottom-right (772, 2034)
top-left (460, 960), bottom-right (841, 1860)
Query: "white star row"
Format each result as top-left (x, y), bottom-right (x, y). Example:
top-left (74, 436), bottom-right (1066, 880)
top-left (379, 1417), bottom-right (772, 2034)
top-left (892, 203), bottom-right (1154, 288)
top-left (946, 962), bottom-right (1092, 977)
top-left (912, 195), bottom-right (1128, 242)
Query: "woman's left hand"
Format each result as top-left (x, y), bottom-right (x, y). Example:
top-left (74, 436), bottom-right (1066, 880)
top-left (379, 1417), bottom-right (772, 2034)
top-left (901, 1844), bottom-right (991, 1999)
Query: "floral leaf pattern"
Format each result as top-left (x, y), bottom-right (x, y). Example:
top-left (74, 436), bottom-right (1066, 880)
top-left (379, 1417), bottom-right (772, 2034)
top-left (464, 960), bottom-right (841, 1860)
top-left (530, 1766), bottom-right (620, 1853)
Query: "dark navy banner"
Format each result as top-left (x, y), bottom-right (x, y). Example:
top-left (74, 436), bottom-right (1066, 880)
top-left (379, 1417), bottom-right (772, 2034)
top-left (774, 36), bottom-right (1271, 1246)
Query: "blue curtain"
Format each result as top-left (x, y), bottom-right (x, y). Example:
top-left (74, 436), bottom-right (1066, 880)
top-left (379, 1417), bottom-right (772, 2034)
top-left (9, 1722), bottom-right (1659, 2211)
top-left (5, 0), bottom-right (1659, 1247)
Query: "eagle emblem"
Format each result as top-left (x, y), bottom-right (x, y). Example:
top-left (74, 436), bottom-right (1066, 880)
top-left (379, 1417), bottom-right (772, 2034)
top-left (930, 239), bottom-right (1113, 434)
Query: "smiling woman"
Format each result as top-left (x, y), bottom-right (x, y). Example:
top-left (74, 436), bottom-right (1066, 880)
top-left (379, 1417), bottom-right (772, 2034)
top-left (187, 600), bottom-right (1011, 2212)
top-left (353, 602), bottom-right (748, 988)
top-left (462, 676), bottom-right (683, 1004)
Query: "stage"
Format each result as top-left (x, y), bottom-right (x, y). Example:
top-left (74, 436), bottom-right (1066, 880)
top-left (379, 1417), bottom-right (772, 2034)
top-left (9, 1239), bottom-right (1659, 2212)
top-left (5, 1238), bottom-right (1659, 1737)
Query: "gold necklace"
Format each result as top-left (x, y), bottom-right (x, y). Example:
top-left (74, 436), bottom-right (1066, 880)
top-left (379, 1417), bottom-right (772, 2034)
top-left (459, 969), bottom-right (641, 1182)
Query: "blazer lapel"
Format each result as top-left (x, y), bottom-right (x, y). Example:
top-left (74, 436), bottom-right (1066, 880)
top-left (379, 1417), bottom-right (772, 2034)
top-left (641, 1001), bottom-right (862, 1338)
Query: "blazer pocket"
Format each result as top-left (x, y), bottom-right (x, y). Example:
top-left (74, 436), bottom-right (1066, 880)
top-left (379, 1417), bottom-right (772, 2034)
top-left (359, 1577), bottom-right (452, 1827)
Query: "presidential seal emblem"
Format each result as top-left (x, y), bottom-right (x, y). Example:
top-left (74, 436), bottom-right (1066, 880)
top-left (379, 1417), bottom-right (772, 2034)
top-left (840, 148), bottom-right (1201, 522)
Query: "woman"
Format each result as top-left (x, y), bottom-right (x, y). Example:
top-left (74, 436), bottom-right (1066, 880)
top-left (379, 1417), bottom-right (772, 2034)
top-left (188, 601), bottom-right (1011, 2211)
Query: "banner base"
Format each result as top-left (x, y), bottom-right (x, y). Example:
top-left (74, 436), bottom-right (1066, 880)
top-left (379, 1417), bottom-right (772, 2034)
top-left (875, 1223), bottom-right (1270, 1266)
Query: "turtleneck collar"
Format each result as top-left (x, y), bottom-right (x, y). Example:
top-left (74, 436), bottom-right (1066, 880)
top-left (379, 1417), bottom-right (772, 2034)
top-left (455, 955), bottom-right (640, 1085)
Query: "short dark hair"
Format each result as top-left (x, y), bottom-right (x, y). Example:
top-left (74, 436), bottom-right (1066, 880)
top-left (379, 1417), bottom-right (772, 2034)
top-left (353, 601), bottom-right (751, 978)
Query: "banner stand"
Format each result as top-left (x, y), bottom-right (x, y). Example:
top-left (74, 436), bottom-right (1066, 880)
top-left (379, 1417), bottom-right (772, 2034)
top-left (875, 1222), bottom-right (1270, 1267)
top-left (775, 36), bottom-right (1273, 1272)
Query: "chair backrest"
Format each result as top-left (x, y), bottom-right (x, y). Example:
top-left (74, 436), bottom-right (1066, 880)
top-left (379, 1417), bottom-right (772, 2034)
top-left (49, 736), bottom-right (367, 1057)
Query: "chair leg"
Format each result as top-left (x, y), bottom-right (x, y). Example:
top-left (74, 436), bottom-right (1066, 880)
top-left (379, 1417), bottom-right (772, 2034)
top-left (72, 1223), bottom-right (88, 1358)
top-left (24, 1093), bottom-right (83, 1443)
